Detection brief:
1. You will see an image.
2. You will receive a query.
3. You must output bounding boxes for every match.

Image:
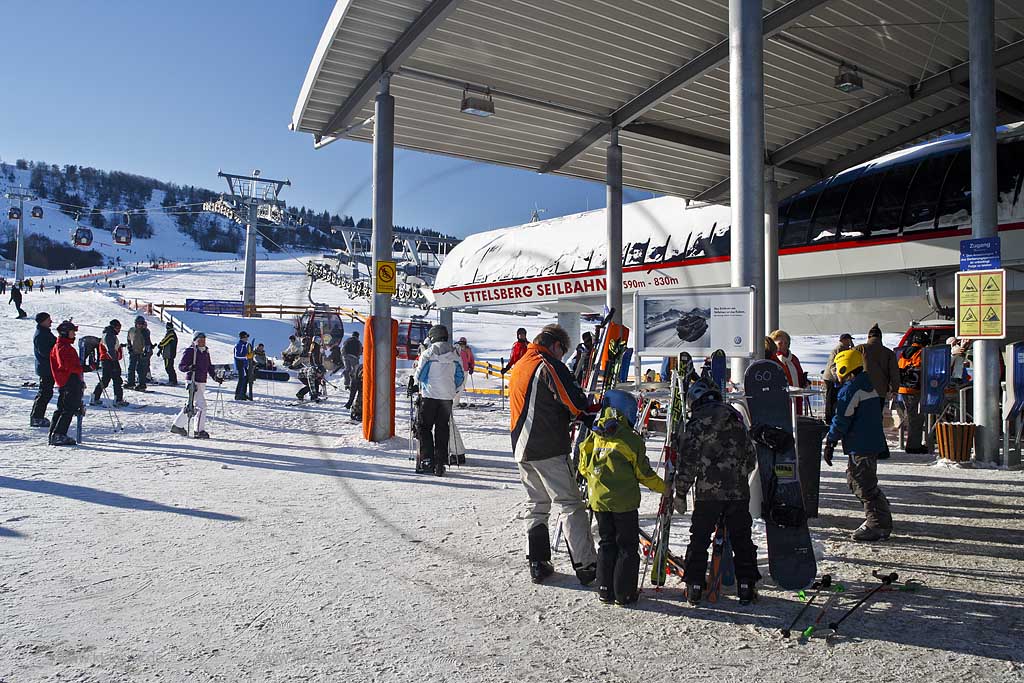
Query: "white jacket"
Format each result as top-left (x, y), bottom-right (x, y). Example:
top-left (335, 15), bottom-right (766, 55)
top-left (416, 341), bottom-right (465, 400)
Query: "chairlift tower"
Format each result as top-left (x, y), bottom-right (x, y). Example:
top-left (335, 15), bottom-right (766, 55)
top-left (4, 186), bottom-right (37, 282)
top-left (217, 170), bottom-right (290, 316)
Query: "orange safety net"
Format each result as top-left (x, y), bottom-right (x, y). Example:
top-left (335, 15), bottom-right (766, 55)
top-left (362, 316), bottom-right (398, 440)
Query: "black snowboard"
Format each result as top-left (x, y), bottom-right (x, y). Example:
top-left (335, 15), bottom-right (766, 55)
top-left (744, 360), bottom-right (816, 589)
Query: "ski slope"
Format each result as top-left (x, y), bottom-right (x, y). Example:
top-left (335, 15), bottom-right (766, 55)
top-left (1, 260), bottom-right (1020, 682)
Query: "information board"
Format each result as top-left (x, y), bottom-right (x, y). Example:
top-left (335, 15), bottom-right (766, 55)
top-left (955, 268), bottom-right (1005, 339)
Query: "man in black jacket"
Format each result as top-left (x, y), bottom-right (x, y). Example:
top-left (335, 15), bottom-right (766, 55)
top-left (156, 322), bottom-right (178, 386)
top-left (342, 331), bottom-right (362, 390)
top-left (30, 312), bottom-right (57, 427)
top-left (9, 284), bottom-right (26, 319)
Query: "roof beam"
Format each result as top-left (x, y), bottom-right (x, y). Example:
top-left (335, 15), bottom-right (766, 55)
top-left (954, 82), bottom-right (1024, 120)
top-left (768, 38), bottom-right (1024, 167)
top-left (318, 0), bottom-right (462, 138)
top-left (537, 0), bottom-right (833, 174)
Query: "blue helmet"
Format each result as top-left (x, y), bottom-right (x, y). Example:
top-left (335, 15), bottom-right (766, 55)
top-left (687, 379), bottom-right (722, 408)
top-left (602, 389), bottom-right (638, 427)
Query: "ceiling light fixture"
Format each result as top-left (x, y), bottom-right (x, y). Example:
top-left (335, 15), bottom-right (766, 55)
top-left (834, 64), bottom-right (864, 93)
top-left (460, 88), bottom-right (495, 117)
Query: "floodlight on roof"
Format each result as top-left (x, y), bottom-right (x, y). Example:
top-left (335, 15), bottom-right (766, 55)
top-left (834, 64), bottom-right (864, 93)
top-left (460, 88), bottom-right (495, 117)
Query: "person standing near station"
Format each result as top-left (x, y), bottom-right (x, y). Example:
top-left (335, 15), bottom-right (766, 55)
top-left (824, 349), bottom-right (893, 542)
top-left (157, 321), bottom-right (179, 386)
top-left (856, 323), bottom-right (900, 415)
top-left (171, 331), bottom-right (221, 438)
top-left (342, 331), bottom-right (363, 390)
top-left (414, 325), bottom-right (464, 476)
top-left (233, 331), bottom-right (252, 400)
top-left (30, 312), bottom-right (56, 428)
top-left (456, 336), bottom-right (475, 387)
top-left (823, 333), bottom-right (854, 421)
top-left (0, 276), bottom-right (6, 296)
top-left (295, 337), bottom-right (325, 403)
top-left (9, 282), bottom-right (26, 319)
top-left (569, 331), bottom-right (595, 384)
top-left (501, 327), bottom-right (529, 374)
top-left (91, 319), bottom-right (127, 407)
top-left (897, 331), bottom-right (928, 454)
top-left (48, 321), bottom-right (89, 446)
top-left (770, 329), bottom-right (807, 414)
top-left (509, 323), bottom-right (598, 586)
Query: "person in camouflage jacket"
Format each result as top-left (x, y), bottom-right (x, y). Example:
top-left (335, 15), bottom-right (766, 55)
top-left (674, 379), bottom-right (761, 604)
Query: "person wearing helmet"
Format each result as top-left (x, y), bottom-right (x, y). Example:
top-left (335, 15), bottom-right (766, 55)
top-left (341, 330), bottom-right (363, 391)
top-left (30, 312), bottom-right (57, 428)
top-left (509, 323), bottom-right (598, 586)
top-left (234, 331), bottom-right (253, 400)
top-left (125, 315), bottom-right (153, 392)
top-left (577, 390), bottom-right (665, 606)
top-left (413, 324), bottom-right (464, 476)
top-left (156, 321), bottom-right (179, 386)
top-left (48, 321), bottom-right (89, 446)
top-left (501, 328), bottom-right (529, 374)
top-left (897, 331), bottom-right (928, 454)
top-left (91, 319), bottom-right (127, 407)
top-left (171, 331), bottom-right (221, 438)
top-left (825, 348), bottom-right (892, 542)
top-left (675, 379), bottom-right (760, 606)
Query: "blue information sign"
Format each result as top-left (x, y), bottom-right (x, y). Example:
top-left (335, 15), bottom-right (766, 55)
top-left (185, 298), bottom-right (244, 314)
top-left (960, 236), bottom-right (1001, 271)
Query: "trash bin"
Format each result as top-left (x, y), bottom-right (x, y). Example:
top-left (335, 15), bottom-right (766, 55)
top-left (936, 422), bottom-right (975, 462)
top-left (796, 416), bottom-right (829, 518)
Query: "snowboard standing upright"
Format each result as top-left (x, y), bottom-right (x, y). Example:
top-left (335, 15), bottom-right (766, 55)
top-left (744, 360), bottom-right (816, 589)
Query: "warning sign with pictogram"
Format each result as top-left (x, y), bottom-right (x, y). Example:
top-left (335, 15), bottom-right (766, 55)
top-left (375, 260), bottom-right (397, 295)
top-left (956, 269), bottom-right (1004, 339)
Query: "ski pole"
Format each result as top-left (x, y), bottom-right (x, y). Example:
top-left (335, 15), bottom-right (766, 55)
top-left (802, 582), bottom-right (845, 638)
top-left (101, 385), bottom-right (124, 432)
top-left (500, 358), bottom-right (506, 412)
top-left (780, 574), bottom-right (832, 638)
top-left (828, 570), bottom-right (898, 633)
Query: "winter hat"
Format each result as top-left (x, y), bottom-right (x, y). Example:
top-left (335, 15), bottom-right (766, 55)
top-left (193, 331), bottom-right (206, 341)
top-left (535, 324), bottom-right (570, 353)
top-left (56, 320), bottom-right (78, 337)
top-left (110, 319), bottom-right (122, 329)
top-left (839, 333), bottom-right (853, 342)
top-left (35, 312), bottom-right (50, 324)
top-left (134, 315), bottom-right (146, 325)
top-left (516, 327), bottom-right (527, 337)
top-left (352, 331), bottom-right (359, 338)
top-left (868, 323), bottom-right (882, 339)
top-left (239, 331), bottom-right (249, 338)
top-left (166, 321), bottom-right (174, 329)
top-left (427, 325), bottom-right (449, 343)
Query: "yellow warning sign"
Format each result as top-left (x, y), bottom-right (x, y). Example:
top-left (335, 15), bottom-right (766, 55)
top-left (956, 269), bottom-right (1005, 339)
top-left (375, 259), bottom-right (397, 295)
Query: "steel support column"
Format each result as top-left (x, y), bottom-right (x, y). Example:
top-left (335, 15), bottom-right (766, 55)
top-left (764, 167), bottom-right (779, 335)
top-left (558, 311), bottom-right (581, 363)
top-left (243, 201), bottom-right (258, 316)
top-left (969, 0), bottom-right (1001, 464)
top-left (730, 0), bottom-right (765, 375)
top-left (606, 130), bottom-right (623, 324)
top-left (370, 74), bottom-right (395, 442)
top-left (439, 308), bottom-right (453, 338)
top-left (14, 199), bottom-right (25, 282)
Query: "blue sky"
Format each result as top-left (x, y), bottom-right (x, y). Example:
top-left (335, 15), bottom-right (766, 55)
top-left (0, 1), bottom-right (651, 237)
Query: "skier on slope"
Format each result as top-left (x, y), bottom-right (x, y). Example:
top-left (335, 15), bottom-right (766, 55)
top-left (170, 332), bottom-right (222, 439)
top-left (577, 390), bottom-right (664, 606)
top-left (295, 337), bottom-right (325, 402)
top-left (674, 379), bottom-right (760, 606)
top-left (233, 331), bottom-right (253, 400)
top-left (8, 283), bottom-right (27, 319)
top-left (90, 319), bottom-right (128, 407)
top-left (30, 312), bottom-right (57, 428)
top-left (501, 327), bottom-right (529, 374)
top-left (48, 321), bottom-right (91, 446)
top-left (825, 348), bottom-right (893, 542)
top-left (509, 323), bottom-right (598, 586)
top-left (414, 325), bottom-right (464, 476)
top-left (156, 321), bottom-right (179, 386)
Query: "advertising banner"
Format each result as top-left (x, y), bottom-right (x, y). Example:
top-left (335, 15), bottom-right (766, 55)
top-left (184, 299), bottom-right (245, 315)
top-left (634, 287), bottom-right (755, 358)
top-left (920, 344), bottom-right (952, 415)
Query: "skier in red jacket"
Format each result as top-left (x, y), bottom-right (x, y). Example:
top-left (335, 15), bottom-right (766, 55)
top-left (501, 328), bottom-right (529, 374)
top-left (48, 320), bottom-right (91, 446)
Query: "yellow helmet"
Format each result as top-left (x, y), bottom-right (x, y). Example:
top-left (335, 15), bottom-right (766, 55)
top-left (834, 348), bottom-right (864, 381)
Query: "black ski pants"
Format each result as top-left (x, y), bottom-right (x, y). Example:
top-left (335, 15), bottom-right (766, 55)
top-left (683, 499), bottom-right (760, 587)
top-left (93, 360), bottom-right (123, 402)
top-left (163, 353), bottom-right (177, 385)
top-left (418, 398), bottom-right (451, 467)
top-left (847, 454), bottom-right (893, 530)
top-left (234, 360), bottom-right (248, 399)
top-left (824, 380), bottom-right (839, 422)
top-left (31, 375), bottom-right (55, 420)
top-left (50, 376), bottom-right (84, 439)
top-left (595, 509), bottom-right (640, 603)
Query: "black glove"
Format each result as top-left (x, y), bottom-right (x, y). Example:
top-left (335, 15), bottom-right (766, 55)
top-left (823, 441), bottom-right (835, 467)
top-left (156, 348), bottom-right (162, 358)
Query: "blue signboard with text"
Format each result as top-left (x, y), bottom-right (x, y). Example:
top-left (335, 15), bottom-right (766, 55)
top-left (185, 299), bottom-right (244, 315)
top-left (960, 236), bottom-right (1001, 271)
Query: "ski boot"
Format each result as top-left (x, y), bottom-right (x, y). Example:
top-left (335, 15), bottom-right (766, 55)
top-left (686, 584), bottom-right (703, 606)
top-left (30, 417), bottom-right (49, 428)
top-left (457, 454), bottom-right (467, 465)
top-left (89, 397), bottom-right (102, 406)
top-left (852, 524), bottom-right (891, 542)
top-left (434, 460), bottom-right (445, 477)
top-left (170, 426), bottom-right (188, 436)
top-left (113, 400), bottom-right (129, 408)
top-left (598, 586), bottom-right (614, 604)
top-left (527, 525), bottom-right (554, 584)
top-left (575, 562), bottom-right (598, 587)
top-left (124, 383), bottom-right (136, 391)
top-left (737, 582), bottom-right (758, 605)
top-left (194, 430), bottom-right (210, 439)
top-left (614, 591), bottom-right (639, 607)
top-left (50, 433), bottom-right (77, 446)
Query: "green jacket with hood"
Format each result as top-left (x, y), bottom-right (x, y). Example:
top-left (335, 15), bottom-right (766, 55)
top-left (578, 407), bottom-right (665, 512)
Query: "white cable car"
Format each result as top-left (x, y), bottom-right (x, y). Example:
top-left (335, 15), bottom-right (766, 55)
top-left (113, 212), bottom-right (133, 245)
top-left (30, 206), bottom-right (43, 219)
top-left (73, 226), bottom-right (94, 247)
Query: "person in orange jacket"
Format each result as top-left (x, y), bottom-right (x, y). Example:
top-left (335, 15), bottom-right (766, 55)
top-left (49, 321), bottom-right (92, 446)
top-left (898, 332), bottom-right (927, 454)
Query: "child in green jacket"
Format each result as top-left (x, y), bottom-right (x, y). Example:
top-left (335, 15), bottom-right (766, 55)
top-left (578, 390), bottom-right (665, 605)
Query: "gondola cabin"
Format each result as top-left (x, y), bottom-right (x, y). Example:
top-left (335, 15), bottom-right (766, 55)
top-left (112, 225), bottom-right (133, 245)
top-left (8, 207), bottom-right (21, 220)
top-left (397, 320), bottom-right (431, 360)
top-left (73, 227), bottom-right (94, 247)
top-left (30, 206), bottom-right (43, 219)
top-left (296, 307), bottom-right (345, 340)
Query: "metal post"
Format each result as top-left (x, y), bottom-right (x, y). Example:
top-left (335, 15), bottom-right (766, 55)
top-left (730, 0), bottom-right (765, 376)
top-left (370, 74), bottom-right (395, 442)
top-left (969, 0), bottom-right (1001, 464)
top-left (439, 308), bottom-right (453, 337)
top-left (243, 201), bottom-right (258, 316)
top-left (764, 167), bottom-right (779, 335)
top-left (15, 198), bottom-right (25, 282)
top-left (557, 311), bottom-right (580, 363)
top-left (606, 129), bottom-right (623, 324)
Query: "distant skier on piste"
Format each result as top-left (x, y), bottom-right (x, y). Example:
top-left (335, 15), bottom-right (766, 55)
top-left (501, 327), bottom-right (529, 374)
top-left (675, 379), bottom-right (760, 606)
top-left (414, 325), bottom-right (464, 476)
top-left (9, 283), bottom-right (27, 319)
top-left (825, 348), bottom-right (893, 542)
top-left (171, 331), bottom-right (222, 439)
top-left (48, 321), bottom-right (91, 446)
top-left (509, 323), bottom-right (598, 586)
top-left (577, 389), bottom-right (664, 606)
top-left (30, 312), bottom-right (57, 428)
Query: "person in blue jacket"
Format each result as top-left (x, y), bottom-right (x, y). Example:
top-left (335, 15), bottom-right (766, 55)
top-left (233, 331), bottom-right (252, 400)
top-left (825, 348), bottom-right (893, 543)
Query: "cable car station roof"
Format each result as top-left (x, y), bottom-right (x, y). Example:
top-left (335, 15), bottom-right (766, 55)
top-left (291, 0), bottom-right (1024, 202)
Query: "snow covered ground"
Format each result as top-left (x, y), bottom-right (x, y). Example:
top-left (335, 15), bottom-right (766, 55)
top-left (1, 261), bottom-right (1022, 682)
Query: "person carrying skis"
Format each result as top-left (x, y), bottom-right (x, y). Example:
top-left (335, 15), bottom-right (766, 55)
top-left (675, 379), bottom-right (760, 606)
top-left (171, 332), bottom-right (221, 438)
top-left (509, 323), bottom-right (598, 586)
top-left (295, 337), bottom-right (325, 402)
top-left (48, 321), bottom-right (91, 446)
top-left (501, 327), bottom-right (529, 374)
top-left (825, 349), bottom-right (893, 542)
top-left (90, 319), bottom-right (127, 407)
top-left (156, 321), bottom-right (179, 386)
top-left (897, 331), bottom-right (928, 454)
top-left (30, 312), bottom-right (57, 428)
top-left (414, 325), bottom-right (464, 476)
top-left (342, 331), bottom-right (362, 390)
top-left (9, 283), bottom-right (26, 319)
top-left (233, 331), bottom-right (253, 400)
top-left (578, 390), bottom-right (665, 606)
top-left (125, 316), bottom-right (153, 392)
